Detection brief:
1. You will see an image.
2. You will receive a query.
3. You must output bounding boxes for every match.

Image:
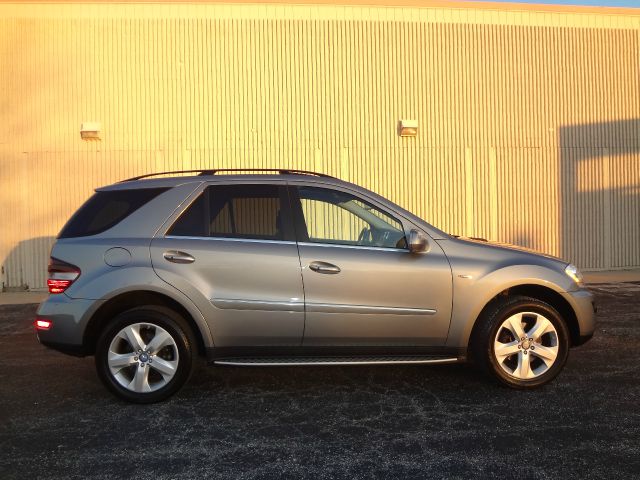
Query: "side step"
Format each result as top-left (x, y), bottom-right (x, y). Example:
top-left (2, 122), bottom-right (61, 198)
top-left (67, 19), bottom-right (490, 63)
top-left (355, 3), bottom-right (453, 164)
top-left (213, 356), bottom-right (460, 367)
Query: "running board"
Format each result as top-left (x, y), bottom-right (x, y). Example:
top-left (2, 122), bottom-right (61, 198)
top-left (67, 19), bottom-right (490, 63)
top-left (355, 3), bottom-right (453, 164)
top-left (213, 356), bottom-right (460, 367)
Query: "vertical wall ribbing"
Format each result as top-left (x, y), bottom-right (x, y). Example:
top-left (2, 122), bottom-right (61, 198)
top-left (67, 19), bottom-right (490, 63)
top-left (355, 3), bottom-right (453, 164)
top-left (0, 4), bottom-right (638, 288)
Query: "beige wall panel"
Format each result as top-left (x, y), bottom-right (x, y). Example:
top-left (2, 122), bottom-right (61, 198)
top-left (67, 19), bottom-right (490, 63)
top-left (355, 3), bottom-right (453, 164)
top-left (609, 148), bottom-right (640, 268)
top-left (0, 3), bottom-right (638, 289)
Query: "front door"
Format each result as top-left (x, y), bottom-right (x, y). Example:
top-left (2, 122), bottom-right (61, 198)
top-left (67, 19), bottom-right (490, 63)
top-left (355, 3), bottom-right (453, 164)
top-left (150, 181), bottom-right (304, 347)
top-left (289, 184), bottom-right (453, 346)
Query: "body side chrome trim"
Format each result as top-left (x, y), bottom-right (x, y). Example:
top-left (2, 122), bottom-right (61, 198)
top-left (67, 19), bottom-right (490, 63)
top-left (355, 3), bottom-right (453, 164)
top-left (212, 298), bottom-right (304, 312)
top-left (306, 302), bottom-right (437, 315)
top-left (211, 299), bottom-right (434, 315)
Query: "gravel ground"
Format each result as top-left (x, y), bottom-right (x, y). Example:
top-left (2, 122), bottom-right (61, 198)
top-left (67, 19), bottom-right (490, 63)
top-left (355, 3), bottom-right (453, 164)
top-left (1, 284), bottom-right (639, 479)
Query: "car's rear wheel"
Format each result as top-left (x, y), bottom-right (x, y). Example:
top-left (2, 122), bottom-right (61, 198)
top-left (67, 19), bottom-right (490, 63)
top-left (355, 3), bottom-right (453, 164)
top-left (95, 306), bottom-right (195, 403)
top-left (470, 296), bottom-right (570, 389)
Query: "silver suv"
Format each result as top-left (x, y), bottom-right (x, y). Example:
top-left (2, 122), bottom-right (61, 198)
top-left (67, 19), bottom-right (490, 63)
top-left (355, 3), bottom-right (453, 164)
top-left (35, 169), bottom-right (595, 403)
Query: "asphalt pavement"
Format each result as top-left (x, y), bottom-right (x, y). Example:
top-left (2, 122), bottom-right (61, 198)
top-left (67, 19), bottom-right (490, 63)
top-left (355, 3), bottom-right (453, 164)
top-left (1, 283), bottom-right (639, 479)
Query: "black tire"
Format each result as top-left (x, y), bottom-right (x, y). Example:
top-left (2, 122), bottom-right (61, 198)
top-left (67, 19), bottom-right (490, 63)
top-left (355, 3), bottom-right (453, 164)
top-left (95, 306), bottom-right (196, 403)
top-left (469, 295), bottom-right (570, 389)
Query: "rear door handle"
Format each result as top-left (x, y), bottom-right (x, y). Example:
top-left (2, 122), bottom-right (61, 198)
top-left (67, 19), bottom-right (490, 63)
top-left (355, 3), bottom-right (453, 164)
top-left (309, 261), bottom-right (341, 274)
top-left (163, 250), bottom-right (195, 264)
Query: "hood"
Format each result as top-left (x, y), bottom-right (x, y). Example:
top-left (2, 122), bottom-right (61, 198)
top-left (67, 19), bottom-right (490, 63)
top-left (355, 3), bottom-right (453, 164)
top-left (451, 236), bottom-right (567, 263)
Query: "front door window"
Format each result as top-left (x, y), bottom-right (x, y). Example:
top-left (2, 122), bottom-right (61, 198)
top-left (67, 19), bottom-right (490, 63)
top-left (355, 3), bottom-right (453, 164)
top-left (295, 186), bottom-right (407, 249)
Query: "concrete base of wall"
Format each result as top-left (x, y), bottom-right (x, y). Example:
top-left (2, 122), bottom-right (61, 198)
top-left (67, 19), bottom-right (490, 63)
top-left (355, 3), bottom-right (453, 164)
top-left (0, 292), bottom-right (48, 305)
top-left (582, 269), bottom-right (640, 284)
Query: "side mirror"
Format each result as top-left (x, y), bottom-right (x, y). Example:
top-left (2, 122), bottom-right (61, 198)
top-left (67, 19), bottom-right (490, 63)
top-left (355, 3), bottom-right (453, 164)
top-left (408, 229), bottom-right (429, 253)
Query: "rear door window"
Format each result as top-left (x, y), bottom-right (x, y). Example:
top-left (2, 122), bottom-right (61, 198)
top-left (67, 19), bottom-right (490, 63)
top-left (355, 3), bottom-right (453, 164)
top-left (167, 184), bottom-right (294, 241)
top-left (58, 188), bottom-right (168, 238)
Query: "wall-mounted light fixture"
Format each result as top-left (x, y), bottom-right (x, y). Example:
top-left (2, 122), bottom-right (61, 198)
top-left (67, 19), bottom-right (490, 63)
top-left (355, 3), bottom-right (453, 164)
top-left (80, 122), bottom-right (101, 140)
top-left (398, 119), bottom-right (418, 137)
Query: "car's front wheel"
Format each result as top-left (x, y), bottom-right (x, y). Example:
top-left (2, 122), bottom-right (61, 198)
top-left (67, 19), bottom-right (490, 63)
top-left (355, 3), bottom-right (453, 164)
top-left (95, 306), bottom-right (196, 403)
top-left (470, 296), bottom-right (570, 389)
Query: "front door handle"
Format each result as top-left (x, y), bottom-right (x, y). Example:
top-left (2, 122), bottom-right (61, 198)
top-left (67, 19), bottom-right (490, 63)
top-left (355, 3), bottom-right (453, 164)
top-left (163, 250), bottom-right (195, 264)
top-left (309, 261), bottom-right (341, 274)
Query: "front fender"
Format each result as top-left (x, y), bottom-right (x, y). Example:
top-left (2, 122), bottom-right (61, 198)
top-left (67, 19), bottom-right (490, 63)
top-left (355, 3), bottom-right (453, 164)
top-left (445, 264), bottom-right (573, 349)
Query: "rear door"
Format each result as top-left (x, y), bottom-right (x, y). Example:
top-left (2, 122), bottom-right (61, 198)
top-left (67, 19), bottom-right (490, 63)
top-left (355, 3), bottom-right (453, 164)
top-left (289, 182), bottom-right (453, 346)
top-left (150, 181), bottom-right (305, 347)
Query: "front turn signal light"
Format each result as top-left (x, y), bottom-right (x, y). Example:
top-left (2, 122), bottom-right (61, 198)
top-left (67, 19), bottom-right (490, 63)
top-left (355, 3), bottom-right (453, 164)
top-left (565, 264), bottom-right (584, 287)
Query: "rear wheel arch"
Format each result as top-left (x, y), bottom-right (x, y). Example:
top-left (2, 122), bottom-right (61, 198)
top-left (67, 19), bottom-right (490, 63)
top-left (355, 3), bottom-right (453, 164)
top-left (95, 305), bottom-right (196, 403)
top-left (83, 290), bottom-right (208, 357)
top-left (468, 284), bottom-right (580, 352)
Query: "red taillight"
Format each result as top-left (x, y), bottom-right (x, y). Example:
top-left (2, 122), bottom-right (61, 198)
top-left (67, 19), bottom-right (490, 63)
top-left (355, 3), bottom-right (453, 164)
top-left (47, 257), bottom-right (80, 294)
top-left (35, 318), bottom-right (53, 330)
top-left (47, 278), bottom-right (73, 294)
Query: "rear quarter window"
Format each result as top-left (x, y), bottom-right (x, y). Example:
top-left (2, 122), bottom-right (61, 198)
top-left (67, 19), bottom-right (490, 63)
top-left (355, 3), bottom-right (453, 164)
top-left (58, 188), bottom-right (169, 238)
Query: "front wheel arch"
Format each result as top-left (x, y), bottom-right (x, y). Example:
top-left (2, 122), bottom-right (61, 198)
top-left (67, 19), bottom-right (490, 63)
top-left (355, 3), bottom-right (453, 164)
top-left (467, 284), bottom-right (580, 355)
top-left (469, 295), bottom-right (571, 388)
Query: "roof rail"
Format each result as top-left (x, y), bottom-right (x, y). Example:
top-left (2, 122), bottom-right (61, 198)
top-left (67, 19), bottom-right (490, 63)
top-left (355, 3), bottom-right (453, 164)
top-left (120, 168), bottom-right (334, 182)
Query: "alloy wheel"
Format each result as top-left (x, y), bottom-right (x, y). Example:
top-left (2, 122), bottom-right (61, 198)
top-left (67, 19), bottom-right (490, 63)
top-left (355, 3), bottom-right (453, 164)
top-left (493, 311), bottom-right (559, 380)
top-left (107, 322), bottom-right (180, 393)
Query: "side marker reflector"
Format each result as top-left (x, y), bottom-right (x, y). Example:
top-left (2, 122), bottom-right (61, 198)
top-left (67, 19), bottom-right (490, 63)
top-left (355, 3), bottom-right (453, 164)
top-left (35, 318), bottom-right (53, 330)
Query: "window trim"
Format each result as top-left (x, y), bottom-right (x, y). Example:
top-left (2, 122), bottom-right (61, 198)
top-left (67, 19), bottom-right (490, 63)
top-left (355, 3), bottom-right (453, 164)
top-left (59, 187), bottom-right (170, 239)
top-left (296, 241), bottom-right (406, 253)
top-left (288, 185), bottom-right (409, 250)
top-left (164, 182), bottom-right (296, 242)
top-left (164, 235), bottom-right (296, 246)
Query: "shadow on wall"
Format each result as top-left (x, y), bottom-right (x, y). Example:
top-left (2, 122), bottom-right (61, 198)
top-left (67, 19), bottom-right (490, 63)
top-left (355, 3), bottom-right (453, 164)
top-left (560, 119), bottom-right (640, 270)
top-left (2, 236), bottom-right (56, 291)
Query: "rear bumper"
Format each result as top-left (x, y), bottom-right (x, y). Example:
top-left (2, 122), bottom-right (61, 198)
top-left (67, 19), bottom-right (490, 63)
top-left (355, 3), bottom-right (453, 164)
top-left (35, 294), bottom-right (103, 356)
top-left (38, 339), bottom-right (89, 356)
top-left (562, 288), bottom-right (596, 345)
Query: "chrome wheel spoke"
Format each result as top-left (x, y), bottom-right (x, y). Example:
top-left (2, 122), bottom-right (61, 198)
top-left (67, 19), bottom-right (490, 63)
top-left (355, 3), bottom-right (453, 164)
top-left (129, 364), bottom-right (151, 393)
top-left (150, 357), bottom-right (178, 378)
top-left (147, 330), bottom-right (173, 355)
top-left (494, 340), bottom-right (520, 361)
top-left (516, 351), bottom-right (533, 379)
top-left (108, 351), bottom-right (137, 370)
top-left (527, 316), bottom-right (552, 342)
top-left (119, 324), bottom-right (146, 351)
top-left (506, 314), bottom-right (526, 339)
top-left (531, 344), bottom-right (558, 365)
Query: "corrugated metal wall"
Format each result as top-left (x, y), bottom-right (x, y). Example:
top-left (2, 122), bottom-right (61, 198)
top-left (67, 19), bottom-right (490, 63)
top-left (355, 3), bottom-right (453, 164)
top-left (0, 3), bottom-right (639, 289)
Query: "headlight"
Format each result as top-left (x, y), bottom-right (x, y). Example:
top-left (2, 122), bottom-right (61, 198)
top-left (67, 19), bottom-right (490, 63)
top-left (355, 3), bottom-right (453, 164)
top-left (565, 264), bottom-right (584, 286)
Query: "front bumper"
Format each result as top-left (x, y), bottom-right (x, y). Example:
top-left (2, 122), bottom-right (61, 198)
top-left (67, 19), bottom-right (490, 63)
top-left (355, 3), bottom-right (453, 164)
top-left (35, 294), bottom-right (103, 356)
top-left (562, 288), bottom-right (596, 345)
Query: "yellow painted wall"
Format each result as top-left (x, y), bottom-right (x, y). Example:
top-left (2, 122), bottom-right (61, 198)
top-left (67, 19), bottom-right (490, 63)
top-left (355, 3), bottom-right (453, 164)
top-left (0, 2), bottom-right (639, 289)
